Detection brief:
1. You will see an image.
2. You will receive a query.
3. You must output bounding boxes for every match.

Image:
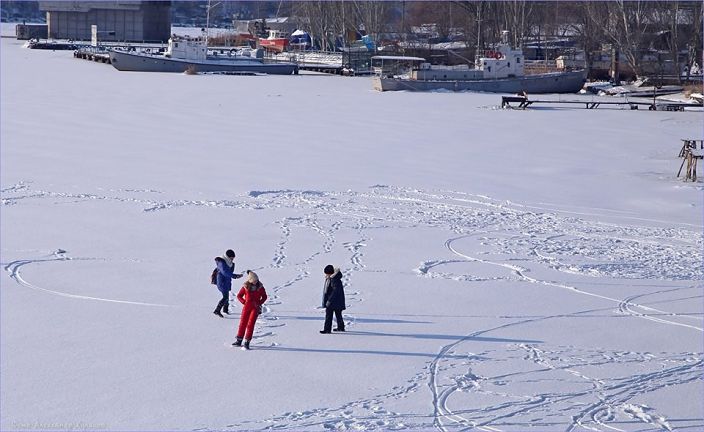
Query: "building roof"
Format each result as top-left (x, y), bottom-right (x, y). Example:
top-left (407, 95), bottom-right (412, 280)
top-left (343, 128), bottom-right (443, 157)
top-left (38, 1), bottom-right (151, 12)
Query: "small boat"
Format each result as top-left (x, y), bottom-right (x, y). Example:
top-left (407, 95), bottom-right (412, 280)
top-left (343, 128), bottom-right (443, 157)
top-left (258, 29), bottom-right (289, 53)
top-left (372, 32), bottom-right (586, 94)
top-left (108, 33), bottom-right (298, 75)
top-left (603, 79), bottom-right (684, 97)
top-left (581, 81), bottom-right (614, 94)
top-left (289, 29), bottom-right (311, 51)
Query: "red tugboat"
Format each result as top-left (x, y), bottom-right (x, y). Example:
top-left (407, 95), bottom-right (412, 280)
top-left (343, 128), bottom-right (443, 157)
top-left (259, 29), bottom-right (289, 53)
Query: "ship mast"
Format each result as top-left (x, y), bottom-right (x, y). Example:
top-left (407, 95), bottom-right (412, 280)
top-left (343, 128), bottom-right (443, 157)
top-left (205, 0), bottom-right (211, 45)
top-left (205, 0), bottom-right (221, 46)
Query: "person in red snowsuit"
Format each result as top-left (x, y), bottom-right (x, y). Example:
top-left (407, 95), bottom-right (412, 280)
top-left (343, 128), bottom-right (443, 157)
top-left (232, 271), bottom-right (268, 350)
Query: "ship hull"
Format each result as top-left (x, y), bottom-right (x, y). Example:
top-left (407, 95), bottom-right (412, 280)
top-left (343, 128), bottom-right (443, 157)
top-left (259, 38), bottom-right (288, 53)
top-left (108, 50), bottom-right (298, 75)
top-left (373, 69), bottom-right (587, 94)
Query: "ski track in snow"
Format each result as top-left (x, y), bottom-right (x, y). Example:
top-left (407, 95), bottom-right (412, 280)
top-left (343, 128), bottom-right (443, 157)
top-left (3, 183), bottom-right (702, 431)
top-left (3, 250), bottom-right (174, 307)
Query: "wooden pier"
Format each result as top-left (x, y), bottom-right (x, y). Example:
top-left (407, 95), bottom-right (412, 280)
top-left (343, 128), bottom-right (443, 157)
top-left (298, 64), bottom-right (344, 75)
top-left (271, 51), bottom-right (344, 75)
top-left (271, 50), bottom-right (373, 76)
top-left (73, 41), bottom-right (169, 65)
top-left (501, 95), bottom-right (701, 111)
top-left (74, 47), bottom-right (111, 64)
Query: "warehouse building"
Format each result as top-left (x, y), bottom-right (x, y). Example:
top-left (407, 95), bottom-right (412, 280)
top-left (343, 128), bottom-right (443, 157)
top-left (38, 1), bottom-right (171, 42)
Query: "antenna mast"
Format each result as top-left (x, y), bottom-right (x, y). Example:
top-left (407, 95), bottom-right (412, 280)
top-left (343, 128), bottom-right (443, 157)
top-left (205, 0), bottom-right (211, 45)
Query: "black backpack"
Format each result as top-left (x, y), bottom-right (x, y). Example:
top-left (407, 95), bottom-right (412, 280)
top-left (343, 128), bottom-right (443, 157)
top-left (210, 268), bottom-right (218, 285)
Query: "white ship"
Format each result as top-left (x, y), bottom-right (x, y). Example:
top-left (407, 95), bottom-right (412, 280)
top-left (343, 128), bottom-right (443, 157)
top-left (109, 34), bottom-right (298, 75)
top-left (373, 33), bottom-right (586, 94)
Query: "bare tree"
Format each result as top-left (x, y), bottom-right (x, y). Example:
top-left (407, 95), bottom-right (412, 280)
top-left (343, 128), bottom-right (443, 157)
top-left (655, 1), bottom-right (682, 83)
top-left (288, 0), bottom-right (702, 77)
top-left (689, 1), bottom-right (703, 74)
top-left (587, 0), bottom-right (655, 78)
top-left (499, 0), bottom-right (534, 47)
top-left (563, 2), bottom-right (604, 74)
top-left (350, 1), bottom-right (392, 42)
top-left (292, 1), bottom-right (339, 51)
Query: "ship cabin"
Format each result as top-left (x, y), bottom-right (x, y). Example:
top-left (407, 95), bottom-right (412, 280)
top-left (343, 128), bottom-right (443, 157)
top-left (265, 29), bottom-right (289, 40)
top-left (166, 34), bottom-right (207, 61)
top-left (371, 55), bottom-right (426, 77)
top-left (411, 64), bottom-right (483, 81)
top-left (410, 44), bottom-right (527, 81)
top-left (474, 44), bottom-right (525, 79)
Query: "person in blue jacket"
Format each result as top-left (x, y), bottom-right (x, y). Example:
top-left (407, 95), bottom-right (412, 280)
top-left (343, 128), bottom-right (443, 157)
top-left (320, 264), bottom-right (346, 333)
top-left (214, 249), bottom-right (243, 317)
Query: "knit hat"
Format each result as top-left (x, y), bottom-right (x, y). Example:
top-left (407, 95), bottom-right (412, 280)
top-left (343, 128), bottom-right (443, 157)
top-left (324, 265), bottom-right (335, 275)
top-left (247, 271), bottom-right (259, 284)
top-left (225, 249), bottom-right (236, 258)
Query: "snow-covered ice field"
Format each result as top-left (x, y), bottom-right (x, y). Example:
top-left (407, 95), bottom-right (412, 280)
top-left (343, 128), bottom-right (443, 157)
top-left (1, 31), bottom-right (703, 431)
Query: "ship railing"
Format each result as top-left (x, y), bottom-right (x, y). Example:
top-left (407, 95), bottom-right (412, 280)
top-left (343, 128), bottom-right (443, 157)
top-left (524, 59), bottom-right (559, 74)
top-left (270, 50), bottom-right (343, 66)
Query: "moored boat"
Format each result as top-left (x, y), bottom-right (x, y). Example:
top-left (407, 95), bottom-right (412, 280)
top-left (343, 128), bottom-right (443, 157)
top-left (372, 33), bottom-right (586, 94)
top-left (108, 34), bottom-right (298, 75)
top-left (258, 29), bottom-right (289, 53)
top-left (603, 79), bottom-right (684, 97)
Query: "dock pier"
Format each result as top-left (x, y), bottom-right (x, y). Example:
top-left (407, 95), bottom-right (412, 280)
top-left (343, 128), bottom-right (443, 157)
top-left (501, 95), bottom-right (701, 111)
top-left (74, 47), bottom-right (111, 64)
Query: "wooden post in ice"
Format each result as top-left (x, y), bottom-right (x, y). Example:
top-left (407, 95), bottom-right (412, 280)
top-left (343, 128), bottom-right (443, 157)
top-left (678, 139), bottom-right (703, 182)
top-left (685, 151), bottom-right (699, 181)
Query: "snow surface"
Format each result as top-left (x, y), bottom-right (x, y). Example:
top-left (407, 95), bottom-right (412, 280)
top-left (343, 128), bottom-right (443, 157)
top-left (1, 33), bottom-right (703, 432)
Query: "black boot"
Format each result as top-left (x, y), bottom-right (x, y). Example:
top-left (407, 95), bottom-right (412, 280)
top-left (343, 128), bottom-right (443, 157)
top-left (319, 330), bottom-right (331, 334)
top-left (333, 327), bottom-right (345, 332)
top-left (242, 339), bottom-right (250, 350)
top-left (232, 337), bottom-right (243, 347)
top-left (213, 309), bottom-right (223, 318)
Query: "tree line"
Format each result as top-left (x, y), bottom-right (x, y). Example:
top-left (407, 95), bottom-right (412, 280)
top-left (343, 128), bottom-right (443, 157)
top-left (290, 1), bottom-right (701, 79)
top-left (6, 1), bottom-right (701, 79)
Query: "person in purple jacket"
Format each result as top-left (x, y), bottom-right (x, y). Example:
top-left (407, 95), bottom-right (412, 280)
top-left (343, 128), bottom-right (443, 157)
top-left (213, 249), bottom-right (243, 317)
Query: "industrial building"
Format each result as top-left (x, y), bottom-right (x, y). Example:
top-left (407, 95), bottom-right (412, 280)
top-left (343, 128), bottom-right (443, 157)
top-left (38, 1), bottom-right (171, 42)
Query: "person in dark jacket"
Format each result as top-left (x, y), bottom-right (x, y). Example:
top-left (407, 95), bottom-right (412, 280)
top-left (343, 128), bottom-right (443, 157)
top-left (320, 264), bottom-right (346, 334)
top-left (213, 249), bottom-right (243, 317)
top-left (233, 271), bottom-right (268, 350)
